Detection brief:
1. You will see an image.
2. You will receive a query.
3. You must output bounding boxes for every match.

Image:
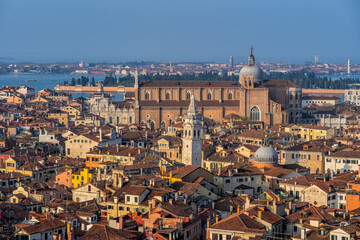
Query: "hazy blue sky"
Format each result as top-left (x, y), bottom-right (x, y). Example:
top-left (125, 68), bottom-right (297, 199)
top-left (0, 0), bottom-right (359, 64)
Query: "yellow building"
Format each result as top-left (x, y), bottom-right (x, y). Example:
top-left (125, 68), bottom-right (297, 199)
top-left (72, 168), bottom-right (93, 188)
top-left (279, 140), bottom-right (333, 174)
top-left (48, 109), bottom-right (69, 127)
top-left (106, 185), bottom-right (172, 219)
top-left (1, 157), bottom-right (60, 181)
top-left (60, 106), bottom-right (81, 121)
top-left (235, 144), bottom-right (260, 158)
top-left (283, 124), bottom-right (334, 142)
top-left (203, 145), bottom-right (240, 172)
top-left (155, 136), bottom-right (182, 163)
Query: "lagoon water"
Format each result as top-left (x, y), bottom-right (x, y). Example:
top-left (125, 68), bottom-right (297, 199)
top-left (0, 73), bottom-right (126, 100)
top-left (0, 73), bottom-right (106, 92)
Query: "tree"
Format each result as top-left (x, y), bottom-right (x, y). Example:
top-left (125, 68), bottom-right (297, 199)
top-left (91, 77), bottom-right (95, 86)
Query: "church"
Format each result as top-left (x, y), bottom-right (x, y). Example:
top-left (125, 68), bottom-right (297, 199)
top-left (134, 50), bottom-right (302, 128)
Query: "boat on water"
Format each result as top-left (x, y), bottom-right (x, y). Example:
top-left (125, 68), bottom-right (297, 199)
top-left (25, 79), bottom-right (37, 82)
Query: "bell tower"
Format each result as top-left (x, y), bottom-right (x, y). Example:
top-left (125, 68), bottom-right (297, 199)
top-left (182, 95), bottom-right (203, 167)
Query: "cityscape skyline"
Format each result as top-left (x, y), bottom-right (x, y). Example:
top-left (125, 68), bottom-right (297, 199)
top-left (0, 0), bottom-right (359, 64)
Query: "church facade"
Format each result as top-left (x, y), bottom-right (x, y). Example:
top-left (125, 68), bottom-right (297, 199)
top-left (88, 93), bottom-right (135, 125)
top-left (134, 52), bottom-right (302, 128)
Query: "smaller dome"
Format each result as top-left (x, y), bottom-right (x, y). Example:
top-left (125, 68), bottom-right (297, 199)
top-left (239, 65), bottom-right (263, 83)
top-left (254, 147), bottom-right (278, 164)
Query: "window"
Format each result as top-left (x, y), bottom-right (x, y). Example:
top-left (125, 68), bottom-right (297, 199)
top-left (228, 91), bottom-right (233, 100)
top-left (127, 196), bottom-right (130, 202)
top-left (88, 186), bottom-right (91, 192)
top-left (134, 197), bottom-right (138, 203)
top-left (207, 91), bottom-right (212, 100)
top-left (331, 236), bottom-right (338, 240)
top-left (186, 92), bottom-right (191, 100)
top-left (250, 106), bottom-right (260, 121)
top-left (145, 91), bottom-right (150, 100)
top-left (165, 91), bottom-right (170, 100)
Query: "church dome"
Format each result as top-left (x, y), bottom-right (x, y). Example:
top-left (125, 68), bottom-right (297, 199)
top-left (239, 50), bottom-right (264, 83)
top-left (254, 147), bottom-right (278, 164)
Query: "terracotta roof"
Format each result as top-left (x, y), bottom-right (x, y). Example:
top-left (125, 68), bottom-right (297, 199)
top-left (19, 219), bottom-right (66, 235)
top-left (263, 167), bottom-right (295, 178)
top-left (163, 165), bottom-right (200, 179)
top-left (261, 79), bottom-right (301, 88)
top-left (159, 200), bottom-right (194, 217)
top-left (286, 205), bottom-right (338, 225)
top-left (209, 212), bottom-right (266, 233)
top-left (329, 148), bottom-right (360, 158)
top-left (79, 224), bottom-right (143, 240)
top-left (280, 174), bottom-right (319, 186)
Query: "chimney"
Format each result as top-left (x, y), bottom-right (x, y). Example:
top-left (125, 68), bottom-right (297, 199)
top-left (114, 197), bottom-right (118, 204)
top-left (99, 128), bottom-right (103, 142)
top-left (300, 228), bottom-right (306, 239)
top-left (68, 226), bottom-right (73, 240)
top-left (119, 216), bottom-right (124, 230)
top-left (53, 233), bottom-right (59, 240)
top-left (169, 199), bottom-right (173, 205)
top-left (116, 144), bottom-right (119, 152)
top-left (215, 214), bottom-right (219, 223)
top-left (258, 210), bottom-right (262, 220)
top-left (119, 176), bottom-right (123, 188)
top-left (237, 205), bottom-right (240, 214)
top-left (245, 196), bottom-right (250, 209)
top-left (207, 218), bottom-right (210, 228)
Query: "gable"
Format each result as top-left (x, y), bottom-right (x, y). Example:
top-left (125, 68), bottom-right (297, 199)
top-left (302, 184), bottom-right (326, 194)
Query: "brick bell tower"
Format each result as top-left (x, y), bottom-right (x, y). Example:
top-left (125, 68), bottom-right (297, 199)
top-left (181, 95), bottom-right (203, 167)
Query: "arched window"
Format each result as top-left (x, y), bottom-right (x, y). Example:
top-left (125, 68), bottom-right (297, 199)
top-left (161, 121), bottom-right (166, 128)
top-left (228, 91), bottom-right (233, 100)
top-left (250, 106), bottom-right (260, 121)
top-left (186, 92), bottom-right (191, 100)
top-left (145, 91), bottom-right (150, 100)
top-left (207, 91), bottom-right (212, 100)
top-left (165, 91), bottom-right (170, 100)
top-left (150, 121), bottom-right (155, 130)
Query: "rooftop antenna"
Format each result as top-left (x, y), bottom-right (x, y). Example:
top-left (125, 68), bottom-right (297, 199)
top-left (250, 44), bottom-right (254, 55)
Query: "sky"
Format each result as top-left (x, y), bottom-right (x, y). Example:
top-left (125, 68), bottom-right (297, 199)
top-left (0, 0), bottom-right (359, 64)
